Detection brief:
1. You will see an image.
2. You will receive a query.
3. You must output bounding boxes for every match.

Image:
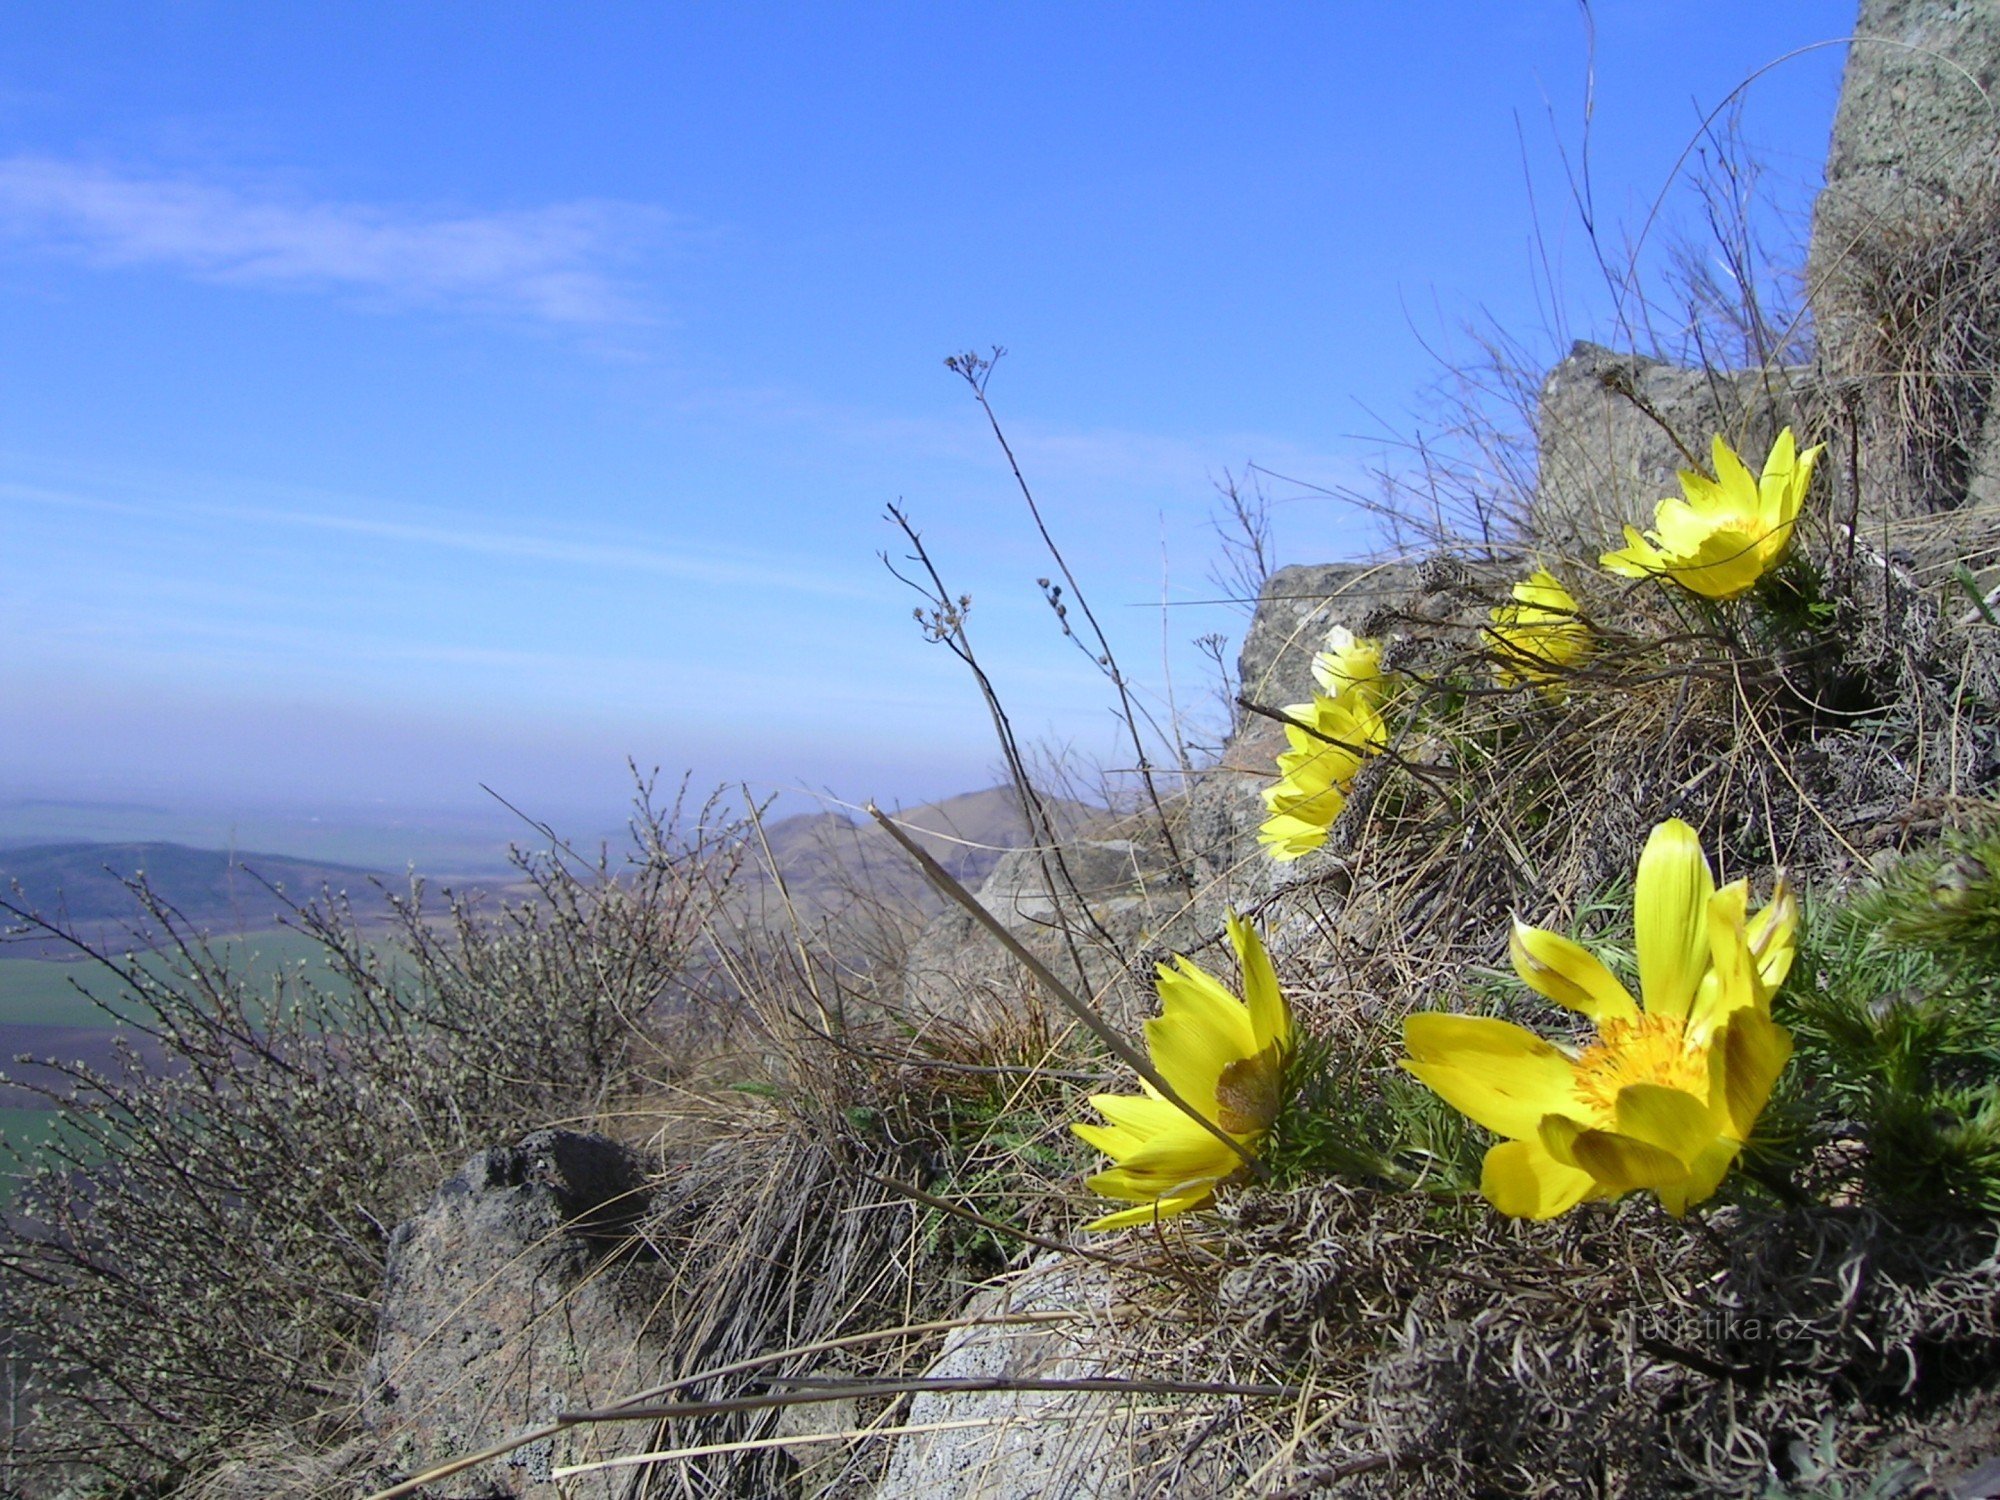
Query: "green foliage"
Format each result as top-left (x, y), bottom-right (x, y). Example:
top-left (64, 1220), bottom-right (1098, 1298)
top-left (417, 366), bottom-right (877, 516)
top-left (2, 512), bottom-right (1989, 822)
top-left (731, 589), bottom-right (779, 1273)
top-left (1782, 813), bottom-right (2000, 1215)
top-left (1759, 1417), bottom-right (1923, 1500)
top-left (1264, 1027), bottom-right (1476, 1194)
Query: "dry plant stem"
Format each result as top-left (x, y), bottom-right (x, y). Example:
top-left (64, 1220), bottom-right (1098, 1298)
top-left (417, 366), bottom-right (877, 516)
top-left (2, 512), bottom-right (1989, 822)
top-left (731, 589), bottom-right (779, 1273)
top-left (557, 1374), bottom-right (1301, 1427)
top-left (881, 502), bottom-right (1118, 974)
top-left (949, 349), bottom-right (1194, 893)
top-left (552, 1412), bottom-right (1138, 1480)
top-left (867, 803), bottom-right (1262, 1175)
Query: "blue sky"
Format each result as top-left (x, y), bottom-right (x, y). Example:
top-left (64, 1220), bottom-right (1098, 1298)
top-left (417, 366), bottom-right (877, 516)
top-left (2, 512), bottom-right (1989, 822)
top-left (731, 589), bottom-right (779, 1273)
top-left (0, 3), bottom-right (1854, 855)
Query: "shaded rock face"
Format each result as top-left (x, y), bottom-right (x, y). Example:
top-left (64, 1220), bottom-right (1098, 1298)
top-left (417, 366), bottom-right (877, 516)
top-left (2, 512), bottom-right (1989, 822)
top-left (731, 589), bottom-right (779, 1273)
top-left (1531, 342), bottom-right (1811, 555)
top-left (360, 1130), bottom-right (659, 1500)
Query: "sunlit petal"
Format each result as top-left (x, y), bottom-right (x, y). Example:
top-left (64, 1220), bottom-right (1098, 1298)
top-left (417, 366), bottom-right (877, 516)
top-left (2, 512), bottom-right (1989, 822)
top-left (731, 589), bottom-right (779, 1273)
top-left (1084, 1188), bottom-right (1215, 1231)
top-left (1747, 874), bottom-right (1798, 999)
top-left (1634, 818), bottom-right (1714, 1022)
top-left (1229, 912), bottom-right (1290, 1056)
top-left (1509, 919), bottom-right (1639, 1022)
top-left (1613, 1082), bottom-right (1716, 1166)
top-left (1401, 1013), bottom-right (1579, 1139)
top-left (1480, 1139), bottom-right (1600, 1220)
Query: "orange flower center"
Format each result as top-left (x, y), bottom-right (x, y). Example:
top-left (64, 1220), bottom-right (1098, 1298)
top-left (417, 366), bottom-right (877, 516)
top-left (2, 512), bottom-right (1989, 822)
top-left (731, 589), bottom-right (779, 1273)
top-left (1571, 1012), bottom-right (1708, 1120)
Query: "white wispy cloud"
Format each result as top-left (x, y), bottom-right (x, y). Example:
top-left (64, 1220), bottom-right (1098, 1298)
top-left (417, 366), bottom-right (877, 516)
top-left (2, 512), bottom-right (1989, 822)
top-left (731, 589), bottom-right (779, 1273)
top-left (0, 154), bottom-right (669, 324)
top-left (0, 476), bottom-right (875, 600)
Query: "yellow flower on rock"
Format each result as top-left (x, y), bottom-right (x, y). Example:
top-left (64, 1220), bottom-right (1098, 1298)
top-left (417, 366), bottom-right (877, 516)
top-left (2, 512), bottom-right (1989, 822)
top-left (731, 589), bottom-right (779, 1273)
top-left (1401, 819), bottom-right (1797, 1219)
top-left (1258, 689), bottom-right (1388, 862)
top-left (1486, 568), bottom-right (1591, 694)
top-left (1600, 428), bottom-right (1822, 600)
top-left (1074, 914), bottom-right (1293, 1230)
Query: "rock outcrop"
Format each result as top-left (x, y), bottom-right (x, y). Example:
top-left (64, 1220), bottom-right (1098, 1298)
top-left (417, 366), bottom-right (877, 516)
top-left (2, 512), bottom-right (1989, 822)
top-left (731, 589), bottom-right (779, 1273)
top-left (360, 1130), bottom-right (660, 1500)
top-left (1811, 0), bottom-right (2000, 522)
top-left (870, 1256), bottom-right (1136, 1500)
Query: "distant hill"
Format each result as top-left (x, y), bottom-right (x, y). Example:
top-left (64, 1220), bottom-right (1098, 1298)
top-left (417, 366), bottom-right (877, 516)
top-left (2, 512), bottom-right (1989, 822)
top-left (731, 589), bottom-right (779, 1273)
top-left (736, 786), bottom-right (1098, 929)
top-left (0, 841), bottom-right (387, 957)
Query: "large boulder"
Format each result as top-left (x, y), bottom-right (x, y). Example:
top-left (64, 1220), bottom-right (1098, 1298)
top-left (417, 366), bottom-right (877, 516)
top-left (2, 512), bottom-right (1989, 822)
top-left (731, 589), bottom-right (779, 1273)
top-left (359, 1130), bottom-right (660, 1500)
top-left (1810, 0), bottom-right (2000, 299)
top-left (1810, 0), bottom-right (2000, 519)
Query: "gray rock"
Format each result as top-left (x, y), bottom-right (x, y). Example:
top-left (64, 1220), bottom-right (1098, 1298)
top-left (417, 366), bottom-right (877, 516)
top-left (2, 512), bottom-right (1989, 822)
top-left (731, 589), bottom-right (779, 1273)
top-left (871, 1256), bottom-right (1135, 1500)
top-left (360, 1130), bottom-right (659, 1500)
top-left (1235, 561), bottom-right (1413, 711)
top-left (1810, 0), bottom-right (2000, 313)
top-left (898, 836), bottom-right (1159, 1035)
top-left (1810, 0), bottom-right (2000, 518)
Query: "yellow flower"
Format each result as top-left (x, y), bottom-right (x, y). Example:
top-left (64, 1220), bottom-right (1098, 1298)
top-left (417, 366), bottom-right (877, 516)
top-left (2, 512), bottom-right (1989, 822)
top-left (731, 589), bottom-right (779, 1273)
top-left (1600, 428), bottom-right (1822, 600)
top-left (1312, 625), bottom-right (1385, 703)
top-left (1257, 690), bottom-right (1388, 861)
top-left (1486, 568), bottom-right (1591, 694)
top-left (1074, 914), bottom-right (1293, 1230)
top-left (1401, 820), bottom-right (1797, 1219)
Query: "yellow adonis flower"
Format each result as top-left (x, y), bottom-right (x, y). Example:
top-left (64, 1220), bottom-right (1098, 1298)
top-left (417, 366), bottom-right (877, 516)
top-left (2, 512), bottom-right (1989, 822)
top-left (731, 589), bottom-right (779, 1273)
top-left (1601, 428), bottom-right (1823, 600)
top-left (1402, 819), bottom-right (1797, 1219)
top-left (1486, 568), bottom-right (1591, 694)
top-left (1312, 624), bottom-right (1385, 703)
top-left (1257, 689), bottom-right (1388, 862)
top-left (1073, 913), bottom-right (1292, 1230)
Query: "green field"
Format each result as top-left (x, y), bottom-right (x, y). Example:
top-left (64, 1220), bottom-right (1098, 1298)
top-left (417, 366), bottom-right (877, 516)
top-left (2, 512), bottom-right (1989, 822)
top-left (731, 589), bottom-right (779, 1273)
top-left (0, 927), bottom-right (353, 1029)
top-left (0, 1107), bottom-right (60, 1157)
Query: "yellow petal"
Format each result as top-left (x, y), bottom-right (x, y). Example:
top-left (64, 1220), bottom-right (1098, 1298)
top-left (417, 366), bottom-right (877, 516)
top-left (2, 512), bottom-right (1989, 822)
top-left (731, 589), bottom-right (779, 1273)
top-left (1687, 880), bottom-right (1757, 1046)
top-left (1401, 1013), bottom-right (1580, 1140)
top-left (1717, 1009), bottom-right (1792, 1141)
top-left (1662, 527), bottom-right (1775, 599)
top-left (1086, 1129), bottom-right (1238, 1198)
top-left (1083, 1187), bottom-right (1213, 1231)
top-left (1543, 1115), bottom-right (1690, 1195)
top-left (1657, 1138), bottom-right (1740, 1217)
top-left (1758, 427), bottom-right (1799, 527)
top-left (1612, 1082), bottom-right (1716, 1166)
top-left (1710, 432), bottom-right (1758, 503)
top-left (1227, 912), bottom-right (1291, 1057)
top-left (1779, 441), bottom-right (1824, 528)
top-left (1601, 526), bottom-right (1665, 579)
top-left (1634, 818), bottom-right (1715, 1023)
top-left (1078, 1092), bottom-right (1197, 1154)
top-left (1747, 875), bottom-right (1798, 999)
top-left (1479, 1138), bottom-right (1599, 1219)
top-left (1509, 919), bottom-right (1639, 1023)
top-left (1148, 957), bottom-right (1257, 1107)
top-left (1257, 812), bottom-right (1330, 861)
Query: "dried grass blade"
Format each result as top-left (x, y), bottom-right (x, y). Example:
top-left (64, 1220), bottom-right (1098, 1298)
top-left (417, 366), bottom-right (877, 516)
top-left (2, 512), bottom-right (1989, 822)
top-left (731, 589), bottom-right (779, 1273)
top-left (865, 802), bottom-right (1261, 1172)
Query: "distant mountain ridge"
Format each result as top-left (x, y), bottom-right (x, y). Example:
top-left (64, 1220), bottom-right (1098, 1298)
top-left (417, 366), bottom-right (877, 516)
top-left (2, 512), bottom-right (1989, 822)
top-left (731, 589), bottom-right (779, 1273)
top-left (0, 841), bottom-right (386, 953)
top-left (738, 786), bottom-right (1098, 926)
